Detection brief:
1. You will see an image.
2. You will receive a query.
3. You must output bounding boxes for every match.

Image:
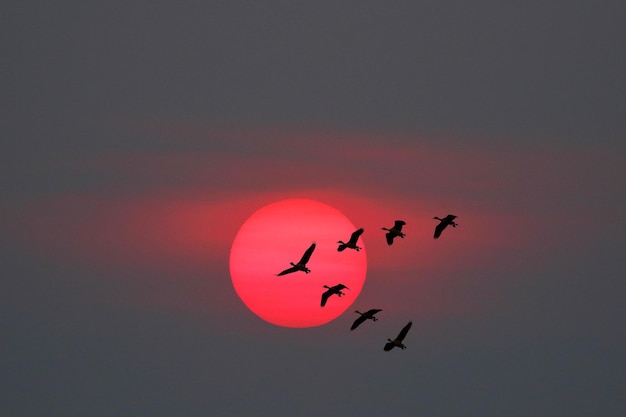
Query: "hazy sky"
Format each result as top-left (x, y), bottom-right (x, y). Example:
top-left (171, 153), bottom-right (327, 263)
top-left (2, 2), bottom-right (625, 416)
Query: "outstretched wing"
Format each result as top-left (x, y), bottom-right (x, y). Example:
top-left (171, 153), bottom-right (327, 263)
top-left (351, 308), bottom-right (381, 330)
top-left (298, 243), bottom-right (316, 264)
top-left (444, 214), bottom-right (457, 222)
top-left (396, 321), bottom-right (412, 341)
top-left (393, 220), bottom-right (406, 231)
top-left (385, 232), bottom-right (394, 245)
top-left (334, 284), bottom-right (348, 291)
top-left (350, 314), bottom-right (367, 330)
top-left (276, 266), bottom-right (298, 276)
top-left (434, 222), bottom-right (447, 239)
top-left (320, 289), bottom-right (331, 307)
top-left (383, 341), bottom-right (395, 351)
top-left (348, 228), bottom-right (364, 245)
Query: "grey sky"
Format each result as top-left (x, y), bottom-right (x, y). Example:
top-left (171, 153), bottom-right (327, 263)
top-left (2, 2), bottom-right (625, 417)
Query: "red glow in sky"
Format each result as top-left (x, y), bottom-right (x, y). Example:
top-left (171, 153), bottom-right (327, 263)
top-left (229, 199), bottom-right (367, 327)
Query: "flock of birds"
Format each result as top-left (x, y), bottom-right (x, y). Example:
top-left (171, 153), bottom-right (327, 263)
top-left (275, 214), bottom-right (459, 351)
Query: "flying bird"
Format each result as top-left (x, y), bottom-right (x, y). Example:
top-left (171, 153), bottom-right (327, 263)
top-left (433, 214), bottom-right (458, 239)
top-left (350, 308), bottom-right (382, 330)
top-left (384, 321), bottom-right (412, 351)
top-left (381, 220), bottom-right (406, 245)
top-left (320, 284), bottom-right (349, 307)
top-left (337, 228), bottom-right (364, 252)
top-left (276, 242), bottom-right (316, 276)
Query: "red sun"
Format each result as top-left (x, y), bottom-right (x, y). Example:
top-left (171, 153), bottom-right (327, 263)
top-left (229, 199), bottom-right (367, 328)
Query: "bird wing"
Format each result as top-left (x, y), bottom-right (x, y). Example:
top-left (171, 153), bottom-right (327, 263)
top-left (298, 243), bottom-right (316, 264)
top-left (348, 228), bottom-right (364, 245)
top-left (334, 284), bottom-right (348, 291)
top-left (366, 308), bottom-right (382, 316)
top-left (393, 220), bottom-right (406, 231)
top-left (383, 342), bottom-right (395, 351)
top-left (337, 243), bottom-right (346, 252)
top-left (350, 315), bottom-right (367, 330)
top-left (385, 232), bottom-right (394, 245)
top-left (434, 222), bottom-right (446, 239)
top-left (444, 214), bottom-right (457, 221)
top-left (320, 289), bottom-right (331, 307)
top-left (396, 321), bottom-right (412, 341)
top-left (276, 266), bottom-right (298, 276)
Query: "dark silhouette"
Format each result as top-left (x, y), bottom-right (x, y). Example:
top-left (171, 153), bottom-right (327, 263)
top-left (337, 228), bottom-right (364, 252)
top-left (381, 220), bottom-right (406, 245)
top-left (320, 284), bottom-right (349, 307)
top-left (384, 321), bottom-right (412, 351)
top-left (350, 309), bottom-right (382, 330)
top-left (276, 243), bottom-right (316, 276)
top-left (433, 214), bottom-right (458, 239)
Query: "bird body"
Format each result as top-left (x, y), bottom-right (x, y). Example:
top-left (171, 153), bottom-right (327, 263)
top-left (381, 220), bottom-right (406, 245)
top-left (320, 284), bottom-right (349, 307)
top-left (337, 228), bottom-right (364, 252)
top-left (276, 243), bottom-right (316, 276)
top-left (384, 321), bottom-right (412, 351)
top-left (350, 308), bottom-right (382, 330)
top-left (433, 214), bottom-right (458, 239)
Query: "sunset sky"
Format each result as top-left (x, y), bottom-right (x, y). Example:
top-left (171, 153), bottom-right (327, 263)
top-left (2, 2), bottom-right (625, 416)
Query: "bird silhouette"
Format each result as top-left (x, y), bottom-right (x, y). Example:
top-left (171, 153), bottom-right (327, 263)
top-left (384, 321), bottom-right (412, 351)
top-left (350, 308), bottom-right (382, 330)
top-left (433, 214), bottom-right (458, 239)
top-left (381, 220), bottom-right (406, 245)
top-left (320, 284), bottom-right (349, 307)
top-left (276, 242), bottom-right (316, 276)
top-left (337, 228), bottom-right (364, 252)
